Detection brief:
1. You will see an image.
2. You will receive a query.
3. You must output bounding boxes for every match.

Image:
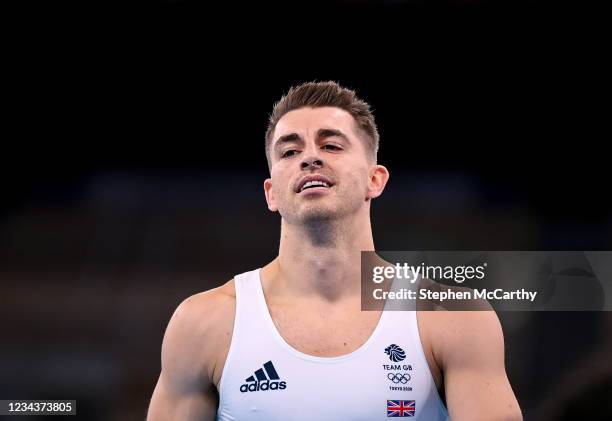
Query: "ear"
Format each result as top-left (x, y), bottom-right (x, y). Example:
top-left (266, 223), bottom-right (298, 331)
top-left (263, 178), bottom-right (279, 212)
top-left (366, 165), bottom-right (390, 200)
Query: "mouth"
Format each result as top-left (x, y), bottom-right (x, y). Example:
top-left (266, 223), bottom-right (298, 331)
top-left (295, 175), bottom-right (335, 193)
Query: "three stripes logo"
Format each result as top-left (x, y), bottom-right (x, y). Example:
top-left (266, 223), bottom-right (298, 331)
top-left (240, 361), bottom-right (287, 393)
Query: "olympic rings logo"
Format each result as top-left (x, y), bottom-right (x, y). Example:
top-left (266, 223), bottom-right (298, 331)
top-left (387, 372), bottom-right (411, 384)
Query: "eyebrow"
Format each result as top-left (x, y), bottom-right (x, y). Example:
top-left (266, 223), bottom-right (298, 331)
top-left (273, 128), bottom-right (351, 151)
top-left (274, 133), bottom-right (303, 148)
top-left (316, 128), bottom-right (351, 144)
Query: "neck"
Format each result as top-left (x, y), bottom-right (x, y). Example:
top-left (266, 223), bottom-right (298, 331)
top-left (269, 208), bottom-right (375, 302)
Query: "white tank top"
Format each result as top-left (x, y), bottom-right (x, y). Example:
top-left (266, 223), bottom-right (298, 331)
top-left (217, 268), bottom-right (449, 420)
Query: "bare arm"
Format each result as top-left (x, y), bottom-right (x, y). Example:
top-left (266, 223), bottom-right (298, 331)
top-left (147, 296), bottom-right (219, 421)
top-left (437, 310), bottom-right (522, 421)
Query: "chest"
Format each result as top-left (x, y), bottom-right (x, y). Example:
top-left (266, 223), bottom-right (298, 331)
top-left (267, 303), bottom-right (382, 357)
top-left (217, 305), bottom-right (448, 421)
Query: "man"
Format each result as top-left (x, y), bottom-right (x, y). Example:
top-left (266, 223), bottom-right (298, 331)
top-left (147, 81), bottom-right (522, 420)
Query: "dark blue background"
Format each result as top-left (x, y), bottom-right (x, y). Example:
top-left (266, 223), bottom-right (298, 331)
top-left (1, 1), bottom-right (610, 420)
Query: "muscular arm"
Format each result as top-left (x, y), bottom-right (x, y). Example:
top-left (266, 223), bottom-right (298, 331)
top-left (147, 294), bottom-right (221, 421)
top-left (436, 310), bottom-right (522, 421)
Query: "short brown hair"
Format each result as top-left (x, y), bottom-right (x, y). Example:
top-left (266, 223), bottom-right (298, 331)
top-left (265, 81), bottom-right (380, 168)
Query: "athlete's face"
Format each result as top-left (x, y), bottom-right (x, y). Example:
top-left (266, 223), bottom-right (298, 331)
top-left (264, 106), bottom-right (389, 224)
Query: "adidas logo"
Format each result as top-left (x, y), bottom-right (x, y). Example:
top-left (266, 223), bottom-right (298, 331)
top-left (240, 361), bottom-right (287, 393)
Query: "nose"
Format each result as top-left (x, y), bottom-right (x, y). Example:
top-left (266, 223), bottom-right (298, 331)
top-left (300, 157), bottom-right (323, 170)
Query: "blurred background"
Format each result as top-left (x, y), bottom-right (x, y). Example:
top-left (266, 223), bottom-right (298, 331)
top-left (1, 0), bottom-right (610, 420)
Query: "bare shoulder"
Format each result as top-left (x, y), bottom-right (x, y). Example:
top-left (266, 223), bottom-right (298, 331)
top-left (161, 279), bottom-right (237, 388)
top-left (419, 307), bottom-right (504, 371)
top-left (417, 278), bottom-right (502, 367)
top-left (169, 279), bottom-right (236, 342)
top-left (176, 279), bottom-right (236, 327)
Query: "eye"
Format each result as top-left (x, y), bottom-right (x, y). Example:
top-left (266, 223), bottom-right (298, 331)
top-left (323, 144), bottom-right (342, 151)
top-left (281, 149), bottom-right (299, 158)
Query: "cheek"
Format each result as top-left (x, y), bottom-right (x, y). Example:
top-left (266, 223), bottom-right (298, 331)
top-left (271, 171), bottom-right (291, 199)
top-left (352, 164), bottom-right (370, 184)
top-left (342, 168), bottom-right (369, 193)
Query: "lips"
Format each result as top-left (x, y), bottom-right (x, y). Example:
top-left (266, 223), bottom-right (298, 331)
top-left (295, 175), bottom-right (334, 193)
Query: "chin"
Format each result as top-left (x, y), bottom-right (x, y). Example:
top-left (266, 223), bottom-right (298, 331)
top-left (300, 211), bottom-right (336, 224)
top-left (281, 197), bottom-right (359, 224)
top-left (298, 204), bottom-right (345, 223)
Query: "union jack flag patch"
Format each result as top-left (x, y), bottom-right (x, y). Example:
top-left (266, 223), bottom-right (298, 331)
top-left (387, 400), bottom-right (415, 417)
